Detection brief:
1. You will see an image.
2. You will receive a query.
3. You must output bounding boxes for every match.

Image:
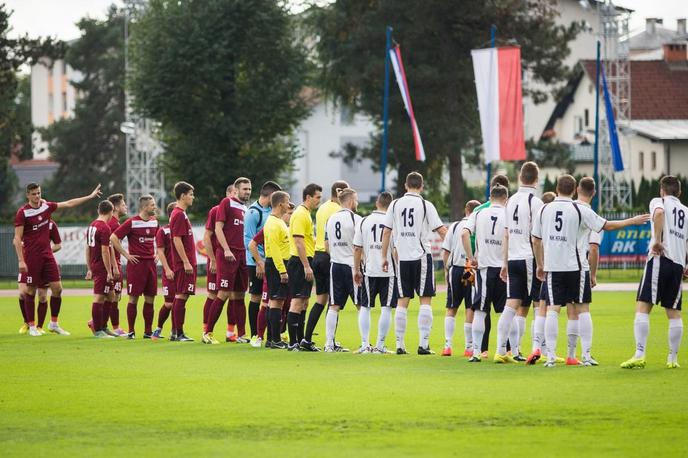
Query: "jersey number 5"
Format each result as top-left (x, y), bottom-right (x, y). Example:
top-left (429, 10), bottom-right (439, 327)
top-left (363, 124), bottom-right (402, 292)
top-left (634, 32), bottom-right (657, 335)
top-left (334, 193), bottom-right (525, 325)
top-left (554, 211), bottom-right (563, 232)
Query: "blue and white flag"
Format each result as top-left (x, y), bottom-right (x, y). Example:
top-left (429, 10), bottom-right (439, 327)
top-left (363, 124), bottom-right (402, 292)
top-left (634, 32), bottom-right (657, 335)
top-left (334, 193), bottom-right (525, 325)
top-left (602, 68), bottom-right (624, 172)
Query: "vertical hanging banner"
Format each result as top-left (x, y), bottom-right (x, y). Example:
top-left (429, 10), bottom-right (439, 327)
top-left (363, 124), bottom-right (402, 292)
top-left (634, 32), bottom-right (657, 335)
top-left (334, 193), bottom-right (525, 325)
top-left (389, 44), bottom-right (425, 162)
top-left (601, 68), bottom-right (625, 172)
top-left (471, 46), bottom-right (526, 164)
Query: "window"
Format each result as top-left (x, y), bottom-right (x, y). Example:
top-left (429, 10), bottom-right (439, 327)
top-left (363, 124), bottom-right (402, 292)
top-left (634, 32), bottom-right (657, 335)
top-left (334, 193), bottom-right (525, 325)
top-left (639, 151), bottom-right (644, 170)
top-left (574, 116), bottom-right (583, 134)
top-left (584, 109), bottom-right (589, 127)
top-left (651, 151), bottom-right (657, 171)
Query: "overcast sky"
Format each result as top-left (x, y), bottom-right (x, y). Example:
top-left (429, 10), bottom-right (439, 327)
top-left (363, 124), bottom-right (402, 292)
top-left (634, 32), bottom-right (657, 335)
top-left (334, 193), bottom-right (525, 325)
top-left (3, 0), bottom-right (686, 41)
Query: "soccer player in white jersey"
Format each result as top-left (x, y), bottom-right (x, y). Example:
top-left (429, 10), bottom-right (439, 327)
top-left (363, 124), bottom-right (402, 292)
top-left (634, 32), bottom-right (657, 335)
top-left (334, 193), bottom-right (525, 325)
top-left (323, 188), bottom-right (362, 352)
top-left (354, 192), bottom-right (397, 354)
top-left (622, 175), bottom-right (688, 369)
top-left (462, 185), bottom-right (509, 363)
top-left (497, 162), bottom-right (543, 363)
top-left (532, 175), bottom-right (649, 367)
top-left (381, 172), bottom-right (447, 355)
top-left (441, 199), bottom-right (481, 357)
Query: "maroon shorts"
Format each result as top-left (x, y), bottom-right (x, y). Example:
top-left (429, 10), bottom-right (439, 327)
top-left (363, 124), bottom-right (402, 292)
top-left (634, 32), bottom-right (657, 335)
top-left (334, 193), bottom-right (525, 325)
top-left (24, 255), bottom-right (61, 287)
top-left (17, 272), bottom-right (48, 288)
top-left (207, 269), bottom-right (218, 293)
top-left (92, 270), bottom-right (114, 295)
top-left (126, 259), bottom-right (157, 297)
top-left (215, 248), bottom-right (248, 292)
top-left (161, 274), bottom-right (176, 303)
top-left (174, 266), bottom-right (197, 296)
top-left (113, 264), bottom-right (123, 294)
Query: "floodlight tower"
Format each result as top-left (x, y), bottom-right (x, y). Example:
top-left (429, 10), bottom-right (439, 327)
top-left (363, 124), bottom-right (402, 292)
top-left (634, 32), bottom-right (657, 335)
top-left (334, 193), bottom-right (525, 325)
top-left (597, 0), bottom-right (632, 211)
top-left (123, 0), bottom-right (166, 210)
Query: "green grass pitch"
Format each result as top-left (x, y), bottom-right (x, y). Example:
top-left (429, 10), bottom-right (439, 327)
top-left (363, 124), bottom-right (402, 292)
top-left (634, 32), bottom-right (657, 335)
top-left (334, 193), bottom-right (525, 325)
top-left (1, 291), bottom-right (686, 457)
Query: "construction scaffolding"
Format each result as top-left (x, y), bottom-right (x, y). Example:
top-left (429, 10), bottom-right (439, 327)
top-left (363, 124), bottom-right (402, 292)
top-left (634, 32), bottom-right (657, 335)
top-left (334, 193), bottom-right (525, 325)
top-left (597, 0), bottom-right (632, 210)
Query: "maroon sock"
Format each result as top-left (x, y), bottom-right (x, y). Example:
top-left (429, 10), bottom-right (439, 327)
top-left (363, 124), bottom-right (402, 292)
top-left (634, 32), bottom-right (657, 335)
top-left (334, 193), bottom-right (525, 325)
top-left (158, 305), bottom-right (171, 328)
top-left (49, 296), bottom-right (62, 322)
top-left (103, 301), bottom-right (112, 325)
top-left (92, 302), bottom-right (104, 330)
top-left (143, 302), bottom-right (154, 334)
top-left (37, 301), bottom-right (48, 328)
top-left (172, 298), bottom-right (187, 334)
top-left (257, 306), bottom-right (267, 340)
top-left (19, 297), bottom-right (27, 323)
top-left (234, 299), bottom-right (246, 337)
top-left (127, 302), bottom-right (137, 333)
top-left (206, 297), bottom-right (227, 333)
top-left (202, 297), bottom-right (214, 327)
top-left (24, 294), bottom-right (36, 325)
top-left (227, 299), bottom-right (236, 326)
top-left (110, 302), bottom-right (120, 328)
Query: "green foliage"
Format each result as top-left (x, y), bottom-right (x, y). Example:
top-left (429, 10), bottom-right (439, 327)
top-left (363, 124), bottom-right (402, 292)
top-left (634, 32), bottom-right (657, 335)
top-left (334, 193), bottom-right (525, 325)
top-left (526, 138), bottom-right (576, 173)
top-left (128, 0), bottom-right (311, 213)
top-left (632, 176), bottom-right (688, 210)
top-left (309, 0), bottom-right (579, 217)
top-left (0, 155), bottom-right (18, 214)
top-left (40, 6), bottom-right (126, 215)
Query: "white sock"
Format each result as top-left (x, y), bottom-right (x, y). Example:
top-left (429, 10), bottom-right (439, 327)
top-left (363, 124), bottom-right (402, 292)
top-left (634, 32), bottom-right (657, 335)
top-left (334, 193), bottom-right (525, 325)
top-left (444, 316), bottom-right (456, 348)
top-left (530, 319), bottom-right (536, 351)
top-left (511, 315), bottom-right (526, 356)
top-left (534, 315), bottom-right (546, 353)
top-left (668, 318), bottom-right (683, 364)
top-left (472, 311), bottom-right (487, 356)
top-left (395, 307), bottom-right (408, 350)
top-left (376, 307), bottom-right (392, 350)
top-left (545, 311), bottom-right (559, 361)
top-left (566, 319), bottom-right (579, 359)
top-left (464, 322), bottom-right (473, 350)
top-left (496, 306), bottom-right (517, 355)
top-left (358, 307), bottom-right (371, 347)
top-left (418, 304), bottom-right (433, 349)
top-left (325, 309), bottom-right (338, 347)
top-left (633, 312), bottom-right (650, 359)
top-left (578, 312), bottom-right (593, 360)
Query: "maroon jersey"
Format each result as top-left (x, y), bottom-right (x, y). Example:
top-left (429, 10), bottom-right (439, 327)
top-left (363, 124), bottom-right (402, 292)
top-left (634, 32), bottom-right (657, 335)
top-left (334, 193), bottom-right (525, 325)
top-left (169, 206), bottom-right (196, 269)
top-left (155, 225), bottom-right (173, 266)
top-left (87, 219), bottom-right (112, 270)
top-left (49, 220), bottom-right (61, 245)
top-left (14, 201), bottom-right (58, 257)
top-left (252, 228), bottom-right (264, 247)
top-left (107, 215), bottom-right (122, 264)
top-left (113, 215), bottom-right (158, 259)
top-left (216, 197), bottom-right (247, 251)
top-left (205, 206), bottom-right (219, 254)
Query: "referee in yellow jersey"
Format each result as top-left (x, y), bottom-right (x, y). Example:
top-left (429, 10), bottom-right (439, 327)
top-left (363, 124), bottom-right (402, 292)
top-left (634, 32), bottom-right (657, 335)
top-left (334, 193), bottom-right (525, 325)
top-left (286, 183), bottom-right (322, 351)
top-left (303, 180), bottom-right (349, 349)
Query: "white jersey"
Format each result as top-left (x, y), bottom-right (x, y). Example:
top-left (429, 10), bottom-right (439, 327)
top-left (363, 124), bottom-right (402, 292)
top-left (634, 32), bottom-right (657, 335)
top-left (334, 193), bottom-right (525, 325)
top-left (506, 187), bottom-right (543, 260)
top-left (649, 196), bottom-right (688, 268)
top-left (576, 200), bottom-right (599, 272)
top-left (442, 218), bottom-right (469, 267)
top-left (383, 192), bottom-right (444, 261)
top-left (466, 204), bottom-right (506, 269)
top-left (353, 210), bottom-right (393, 277)
top-left (326, 208), bottom-right (362, 267)
top-left (532, 197), bottom-right (606, 272)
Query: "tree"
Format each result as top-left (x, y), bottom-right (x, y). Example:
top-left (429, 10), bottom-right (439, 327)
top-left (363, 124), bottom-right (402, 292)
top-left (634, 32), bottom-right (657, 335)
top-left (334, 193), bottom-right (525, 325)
top-left (40, 6), bottom-right (126, 212)
top-left (128, 0), bottom-right (310, 214)
top-left (311, 0), bottom-right (578, 218)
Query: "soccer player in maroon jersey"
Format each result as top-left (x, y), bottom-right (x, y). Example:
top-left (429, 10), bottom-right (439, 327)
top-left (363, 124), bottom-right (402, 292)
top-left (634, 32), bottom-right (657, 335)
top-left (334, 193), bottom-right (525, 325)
top-left (152, 202), bottom-right (176, 339)
top-left (203, 178), bottom-right (252, 344)
top-left (86, 200), bottom-right (117, 338)
top-left (169, 181), bottom-right (196, 342)
top-left (106, 193), bottom-right (129, 336)
top-left (110, 195), bottom-right (159, 339)
top-left (18, 218), bottom-right (62, 334)
top-left (13, 182), bottom-right (102, 337)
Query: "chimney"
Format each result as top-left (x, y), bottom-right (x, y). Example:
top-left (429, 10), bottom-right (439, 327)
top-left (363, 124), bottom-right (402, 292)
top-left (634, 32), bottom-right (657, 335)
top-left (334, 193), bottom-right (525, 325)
top-left (664, 43), bottom-right (687, 62)
top-left (646, 18), bottom-right (662, 34)
top-left (678, 18), bottom-right (687, 36)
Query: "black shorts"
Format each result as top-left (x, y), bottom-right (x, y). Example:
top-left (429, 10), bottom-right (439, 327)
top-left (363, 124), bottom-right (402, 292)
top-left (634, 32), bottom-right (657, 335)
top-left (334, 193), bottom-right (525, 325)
top-left (329, 262), bottom-right (360, 309)
top-left (312, 251), bottom-right (331, 296)
top-left (543, 270), bottom-right (591, 306)
top-left (472, 267), bottom-right (506, 313)
top-left (247, 265), bottom-right (263, 296)
top-left (397, 254), bottom-right (435, 299)
top-left (361, 276), bottom-right (397, 308)
top-left (287, 256), bottom-right (313, 299)
top-left (446, 265), bottom-right (472, 309)
top-left (507, 259), bottom-right (541, 307)
top-left (265, 258), bottom-right (289, 300)
top-left (637, 256), bottom-right (683, 311)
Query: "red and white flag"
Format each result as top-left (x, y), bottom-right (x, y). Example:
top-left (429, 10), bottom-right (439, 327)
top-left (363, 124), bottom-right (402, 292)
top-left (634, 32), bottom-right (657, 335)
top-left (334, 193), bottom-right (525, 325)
top-left (471, 46), bottom-right (525, 164)
top-left (389, 45), bottom-right (425, 162)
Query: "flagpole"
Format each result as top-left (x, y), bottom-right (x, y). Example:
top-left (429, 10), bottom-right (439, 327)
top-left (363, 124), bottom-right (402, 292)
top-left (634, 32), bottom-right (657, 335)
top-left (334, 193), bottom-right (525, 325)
top-left (380, 26), bottom-right (393, 192)
top-left (485, 24), bottom-right (497, 201)
top-left (593, 40), bottom-right (600, 212)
